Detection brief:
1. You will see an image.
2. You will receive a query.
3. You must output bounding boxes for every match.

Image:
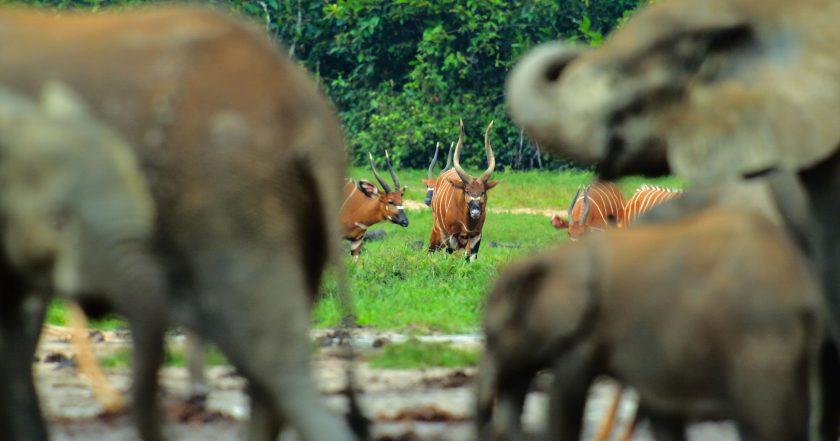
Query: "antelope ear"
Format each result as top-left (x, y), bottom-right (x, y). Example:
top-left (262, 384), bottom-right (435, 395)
top-left (484, 180), bottom-right (498, 190)
top-left (421, 179), bottom-right (434, 186)
top-left (400, 186), bottom-right (407, 195)
top-left (447, 178), bottom-right (466, 190)
top-left (358, 180), bottom-right (379, 198)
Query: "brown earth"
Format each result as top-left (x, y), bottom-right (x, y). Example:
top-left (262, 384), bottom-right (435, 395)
top-left (37, 326), bottom-right (739, 440)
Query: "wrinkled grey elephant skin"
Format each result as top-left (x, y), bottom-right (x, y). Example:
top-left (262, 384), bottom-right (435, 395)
top-left (477, 207), bottom-right (834, 441)
top-left (0, 7), bottom-right (355, 441)
top-left (0, 83), bottom-right (167, 441)
top-left (506, 0), bottom-right (840, 433)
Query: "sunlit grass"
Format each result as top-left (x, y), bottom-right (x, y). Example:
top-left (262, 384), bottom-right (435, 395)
top-left (348, 166), bottom-right (684, 211)
top-left (45, 169), bottom-right (684, 333)
top-left (368, 339), bottom-right (479, 369)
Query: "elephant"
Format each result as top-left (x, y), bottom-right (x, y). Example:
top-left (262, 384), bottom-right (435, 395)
top-left (477, 203), bottom-right (834, 441)
top-left (0, 6), bottom-right (360, 441)
top-left (0, 82), bottom-right (167, 441)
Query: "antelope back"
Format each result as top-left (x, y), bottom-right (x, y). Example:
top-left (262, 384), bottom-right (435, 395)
top-left (567, 181), bottom-right (625, 239)
top-left (622, 185), bottom-right (682, 227)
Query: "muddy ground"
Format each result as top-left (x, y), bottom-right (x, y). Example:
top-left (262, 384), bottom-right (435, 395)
top-left (36, 326), bottom-right (738, 441)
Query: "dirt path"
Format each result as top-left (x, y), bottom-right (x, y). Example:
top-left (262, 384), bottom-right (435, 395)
top-left (37, 326), bottom-right (738, 441)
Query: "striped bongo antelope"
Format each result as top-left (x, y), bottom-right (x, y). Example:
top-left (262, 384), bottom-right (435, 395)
top-left (428, 120), bottom-right (497, 261)
top-left (341, 151), bottom-right (408, 257)
top-left (621, 184), bottom-right (682, 227)
top-left (421, 141), bottom-right (455, 206)
top-left (560, 181), bottom-right (626, 240)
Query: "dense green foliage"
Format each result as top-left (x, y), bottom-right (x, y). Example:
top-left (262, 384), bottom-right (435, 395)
top-left (257, 0), bottom-right (648, 170)
top-left (13, 0), bottom-right (651, 169)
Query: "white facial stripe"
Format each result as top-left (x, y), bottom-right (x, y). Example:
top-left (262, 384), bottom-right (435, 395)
top-left (395, 205), bottom-right (404, 210)
top-left (469, 196), bottom-right (482, 202)
top-left (426, 187), bottom-right (434, 191)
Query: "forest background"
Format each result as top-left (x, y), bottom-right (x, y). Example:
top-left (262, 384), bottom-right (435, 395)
top-left (19, 0), bottom-right (650, 170)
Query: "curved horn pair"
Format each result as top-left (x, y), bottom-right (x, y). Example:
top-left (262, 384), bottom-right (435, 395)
top-left (369, 151), bottom-right (401, 192)
top-left (385, 150), bottom-right (401, 189)
top-left (581, 187), bottom-right (591, 224)
top-left (444, 141), bottom-right (454, 170)
top-left (452, 120), bottom-right (496, 184)
top-left (427, 142), bottom-right (441, 180)
top-left (568, 187), bottom-right (581, 224)
top-left (368, 152), bottom-right (391, 194)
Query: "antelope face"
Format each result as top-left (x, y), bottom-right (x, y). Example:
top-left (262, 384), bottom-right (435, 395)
top-left (368, 151), bottom-right (409, 227)
top-left (381, 187), bottom-right (408, 227)
top-left (456, 179), bottom-right (497, 220)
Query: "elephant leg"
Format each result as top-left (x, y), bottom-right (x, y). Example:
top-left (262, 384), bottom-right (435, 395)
top-left (821, 341), bottom-right (840, 441)
top-left (107, 250), bottom-right (168, 441)
top-left (491, 367), bottom-right (535, 441)
top-left (246, 383), bottom-right (282, 441)
top-left (184, 329), bottom-right (209, 399)
top-left (547, 343), bottom-right (596, 441)
top-left (644, 408), bottom-right (685, 441)
top-left (0, 286), bottom-right (49, 441)
top-left (204, 250), bottom-right (354, 441)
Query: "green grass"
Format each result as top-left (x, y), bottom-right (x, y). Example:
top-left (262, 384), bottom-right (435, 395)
top-left (348, 166), bottom-right (683, 210)
top-left (44, 169), bottom-right (684, 334)
top-left (46, 298), bottom-right (127, 330)
top-left (368, 339), bottom-right (479, 369)
top-left (313, 208), bottom-right (559, 333)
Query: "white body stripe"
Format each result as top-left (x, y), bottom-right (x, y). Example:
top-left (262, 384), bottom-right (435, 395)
top-left (569, 182), bottom-right (626, 228)
top-left (622, 187), bottom-right (682, 226)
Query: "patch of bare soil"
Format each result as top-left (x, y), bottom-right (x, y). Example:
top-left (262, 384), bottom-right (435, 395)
top-left (37, 326), bottom-right (739, 441)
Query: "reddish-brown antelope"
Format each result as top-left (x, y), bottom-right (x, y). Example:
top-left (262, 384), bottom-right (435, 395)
top-left (428, 120), bottom-right (497, 261)
top-left (341, 151), bottom-right (408, 257)
top-left (556, 181), bottom-right (626, 240)
top-left (620, 185), bottom-right (682, 227)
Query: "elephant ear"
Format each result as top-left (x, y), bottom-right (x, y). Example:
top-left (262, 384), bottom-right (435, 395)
top-left (526, 247), bottom-right (598, 347)
top-left (486, 247), bottom-right (596, 350)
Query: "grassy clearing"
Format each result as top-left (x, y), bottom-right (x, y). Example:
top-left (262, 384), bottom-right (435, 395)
top-left (348, 166), bottom-right (683, 210)
top-left (368, 339), bottom-right (479, 369)
top-left (44, 169), bottom-right (683, 334)
top-left (313, 208), bottom-right (559, 333)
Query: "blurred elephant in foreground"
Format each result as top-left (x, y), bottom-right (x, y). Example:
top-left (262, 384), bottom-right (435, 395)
top-left (477, 202), bottom-right (836, 441)
top-left (0, 82), bottom-right (167, 441)
top-left (0, 6), bottom-right (360, 441)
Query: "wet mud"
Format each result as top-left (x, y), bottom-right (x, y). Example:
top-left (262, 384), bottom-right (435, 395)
top-left (37, 326), bottom-right (738, 441)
